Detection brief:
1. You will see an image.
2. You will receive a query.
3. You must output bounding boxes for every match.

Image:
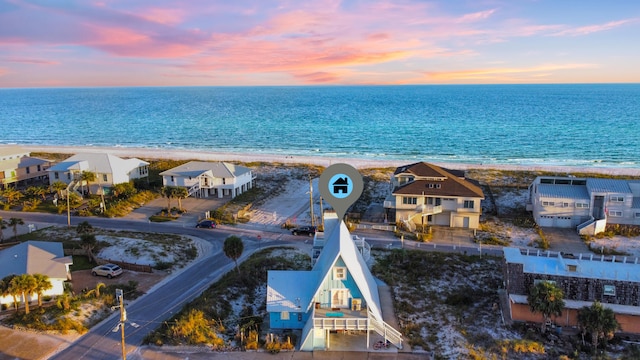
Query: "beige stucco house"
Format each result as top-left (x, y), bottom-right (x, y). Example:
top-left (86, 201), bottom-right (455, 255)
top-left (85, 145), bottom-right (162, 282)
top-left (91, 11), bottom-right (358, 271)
top-left (383, 162), bottom-right (485, 230)
top-left (159, 161), bottom-right (254, 199)
top-left (0, 146), bottom-right (53, 189)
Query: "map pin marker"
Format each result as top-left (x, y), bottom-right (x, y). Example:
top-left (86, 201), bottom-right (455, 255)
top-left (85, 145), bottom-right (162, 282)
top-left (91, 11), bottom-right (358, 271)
top-left (319, 163), bottom-right (363, 221)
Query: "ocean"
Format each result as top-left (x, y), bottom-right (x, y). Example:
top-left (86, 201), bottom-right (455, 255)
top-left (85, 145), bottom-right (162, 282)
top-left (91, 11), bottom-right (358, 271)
top-left (1, 84), bottom-right (639, 168)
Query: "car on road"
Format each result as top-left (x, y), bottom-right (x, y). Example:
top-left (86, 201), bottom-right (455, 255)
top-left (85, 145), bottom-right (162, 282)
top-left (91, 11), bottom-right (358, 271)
top-left (91, 263), bottom-right (123, 279)
top-left (291, 226), bottom-right (316, 236)
top-left (196, 220), bottom-right (217, 229)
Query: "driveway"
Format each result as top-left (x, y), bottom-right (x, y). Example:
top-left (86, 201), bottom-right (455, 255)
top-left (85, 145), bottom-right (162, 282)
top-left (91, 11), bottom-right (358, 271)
top-left (125, 196), bottom-right (227, 225)
top-left (540, 227), bottom-right (590, 254)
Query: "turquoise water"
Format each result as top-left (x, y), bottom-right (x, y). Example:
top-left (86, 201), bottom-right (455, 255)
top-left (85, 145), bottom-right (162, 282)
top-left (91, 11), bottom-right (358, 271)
top-left (1, 84), bottom-right (639, 167)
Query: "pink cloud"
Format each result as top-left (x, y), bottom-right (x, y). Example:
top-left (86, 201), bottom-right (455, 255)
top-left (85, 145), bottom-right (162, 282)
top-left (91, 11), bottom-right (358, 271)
top-left (137, 8), bottom-right (186, 25)
top-left (456, 9), bottom-right (497, 23)
top-left (551, 19), bottom-right (636, 36)
top-left (425, 63), bottom-right (598, 81)
top-left (2, 57), bottom-right (59, 65)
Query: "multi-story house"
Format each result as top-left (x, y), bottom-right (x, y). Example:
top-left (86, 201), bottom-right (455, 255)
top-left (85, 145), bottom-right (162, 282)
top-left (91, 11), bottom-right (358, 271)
top-left (267, 212), bottom-right (402, 351)
top-left (526, 176), bottom-right (640, 235)
top-left (46, 153), bottom-right (149, 194)
top-left (159, 161), bottom-right (254, 199)
top-left (503, 247), bottom-right (640, 333)
top-left (0, 146), bottom-right (53, 189)
top-left (383, 162), bottom-right (484, 230)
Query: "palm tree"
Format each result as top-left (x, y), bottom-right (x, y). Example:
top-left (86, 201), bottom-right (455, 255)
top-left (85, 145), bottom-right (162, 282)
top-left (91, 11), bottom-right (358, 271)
top-left (1, 275), bottom-right (19, 310)
top-left (32, 274), bottom-right (52, 307)
top-left (578, 301), bottom-right (620, 352)
top-left (81, 170), bottom-right (96, 195)
top-left (76, 220), bottom-right (94, 235)
top-left (80, 233), bottom-right (98, 263)
top-left (0, 187), bottom-right (23, 208)
top-left (50, 181), bottom-right (67, 199)
top-left (8, 217), bottom-right (24, 240)
top-left (10, 274), bottom-right (37, 314)
top-left (86, 282), bottom-right (106, 298)
top-left (161, 186), bottom-right (174, 211)
top-left (173, 187), bottom-right (189, 211)
top-left (224, 235), bottom-right (244, 275)
top-left (527, 281), bottom-right (565, 333)
top-left (26, 186), bottom-right (47, 201)
top-left (7, 217), bottom-right (23, 240)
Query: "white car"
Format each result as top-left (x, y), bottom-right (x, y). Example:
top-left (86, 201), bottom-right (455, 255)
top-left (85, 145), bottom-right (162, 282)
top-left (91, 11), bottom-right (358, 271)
top-left (91, 263), bottom-right (123, 279)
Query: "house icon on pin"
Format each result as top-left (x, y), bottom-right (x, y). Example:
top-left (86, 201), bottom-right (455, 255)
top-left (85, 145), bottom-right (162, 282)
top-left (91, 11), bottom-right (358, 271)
top-left (332, 177), bottom-right (349, 194)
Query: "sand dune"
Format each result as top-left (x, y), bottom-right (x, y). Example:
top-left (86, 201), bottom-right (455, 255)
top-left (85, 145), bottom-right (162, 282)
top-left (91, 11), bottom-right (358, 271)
top-left (14, 144), bottom-right (640, 176)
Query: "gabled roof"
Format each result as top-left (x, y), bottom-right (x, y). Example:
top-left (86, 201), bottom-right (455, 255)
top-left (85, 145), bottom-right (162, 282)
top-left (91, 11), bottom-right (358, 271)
top-left (393, 162), bottom-right (484, 198)
top-left (47, 153), bottom-right (148, 174)
top-left (159, 161), bottom-right (251, 178)
top-left (537, 184), bottom-right (590, 200)
top-left (0, 241), bottom-right (72, 279)
top-left (586, 178), bottom-right (632, 194)
top-left (309, 213), bottom-right (383, 320)
top-left (266, 213), bottom-right (383, 320)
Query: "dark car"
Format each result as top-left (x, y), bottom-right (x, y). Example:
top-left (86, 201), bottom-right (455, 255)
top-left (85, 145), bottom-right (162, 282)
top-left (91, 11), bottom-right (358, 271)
top-left (291, 226), bottom-right (316, 236)
top-left (196, 220), bottom-right (217, 229)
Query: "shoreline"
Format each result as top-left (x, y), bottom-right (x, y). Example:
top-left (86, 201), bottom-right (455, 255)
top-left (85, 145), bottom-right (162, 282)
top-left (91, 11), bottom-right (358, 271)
top-left (13, 144), bottom-right (640, 176)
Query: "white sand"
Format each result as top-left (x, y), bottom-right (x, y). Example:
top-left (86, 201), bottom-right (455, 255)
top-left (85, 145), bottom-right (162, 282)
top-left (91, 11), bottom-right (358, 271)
top-left (18, 144), bottom-right (640, 175)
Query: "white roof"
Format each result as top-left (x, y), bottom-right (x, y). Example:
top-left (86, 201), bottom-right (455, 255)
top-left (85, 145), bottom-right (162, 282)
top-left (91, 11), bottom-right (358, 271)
top-left (504, 247), bottom-right (640, 283)
top-left (267, 271), bottom-right (320, 312)
top-left (0, 241), bottom-right (72, 279)
top-left (159, 161), bottom-right (251, 178)
top-left (48, 153), bottom-right (148, 174)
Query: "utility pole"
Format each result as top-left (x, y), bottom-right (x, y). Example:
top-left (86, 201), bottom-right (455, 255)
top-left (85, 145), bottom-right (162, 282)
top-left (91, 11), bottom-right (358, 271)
top-left (115, 289), bottom-right (127, 360)
top-left (309, 177), bottom-right (314, 227)
top-left (66, 182), bottom-right (71, 228)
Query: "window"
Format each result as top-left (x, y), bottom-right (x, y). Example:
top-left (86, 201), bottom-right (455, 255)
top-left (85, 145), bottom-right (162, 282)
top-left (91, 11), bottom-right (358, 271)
top-left (609, 210), bottom-right (623, 217)
top-left (534, 279), bottom-right (556, 286)
top-left (610, 196), bottom-right (624, 202)
top-left (557, 202), bottom-right (569, 208)
top-left (635, 212), bottom-right (640, 218)
top-left (281, 311), bottom-right (290, 320)
top-left (222, 178), bottom-right (226, 184)
top-left (102, 174), bottom-right (108, 182)
top-left (443, 198), bottom-right (455, 201)
top-left (54, 172), bottom-right (59, 180)
top-left (171, 176), bottom-right (174, 182)
top-left (26, 167), bottom-right (30, 174)
top-left (37, 165), bottom-right (41, 171)
top-left (542, 201), bottom-right (555, 206)
top-left (567, 264), bottom-right (577, 272)
top-left (402, 197), bottom-right (417, 205)
top-left (604, 285), bottom-right (616, 296)
top-left (576, 203), bottom-right (589, 208)
top-left (333, 267), bottom-right (346, 280)
top-left (463, 200), bottom-right (474, 209)
top-left (67, 173), bottom-right (71, 180)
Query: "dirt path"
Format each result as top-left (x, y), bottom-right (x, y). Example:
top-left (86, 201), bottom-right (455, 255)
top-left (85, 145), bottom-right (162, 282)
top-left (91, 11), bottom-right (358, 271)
top-left (248, 178), bottom-right (321, 226)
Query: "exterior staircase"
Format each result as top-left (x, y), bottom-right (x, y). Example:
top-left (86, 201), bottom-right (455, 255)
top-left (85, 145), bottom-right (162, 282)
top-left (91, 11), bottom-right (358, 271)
top-left (187, 182), bottom-right (200, 197)
top-left (368, 309), bottom-right (403, 349)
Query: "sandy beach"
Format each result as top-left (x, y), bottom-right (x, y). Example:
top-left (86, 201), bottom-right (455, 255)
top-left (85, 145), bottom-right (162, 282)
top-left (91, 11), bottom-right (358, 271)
top-left (16, 144), bottom-right (640, 176)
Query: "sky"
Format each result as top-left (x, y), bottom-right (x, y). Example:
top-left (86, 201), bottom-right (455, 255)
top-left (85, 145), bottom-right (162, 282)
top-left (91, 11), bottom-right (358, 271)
top-left (0, 0), bottom-right (639, 87)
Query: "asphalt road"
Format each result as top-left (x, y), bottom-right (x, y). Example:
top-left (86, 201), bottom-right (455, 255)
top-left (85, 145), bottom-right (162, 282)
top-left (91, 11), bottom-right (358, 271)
top-left (1, 210), bottom-right (502, 359)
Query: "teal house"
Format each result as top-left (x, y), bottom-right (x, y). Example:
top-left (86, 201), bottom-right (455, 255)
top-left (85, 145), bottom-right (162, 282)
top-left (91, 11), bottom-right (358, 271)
top-left (266, 212), bottom-right (402, 351)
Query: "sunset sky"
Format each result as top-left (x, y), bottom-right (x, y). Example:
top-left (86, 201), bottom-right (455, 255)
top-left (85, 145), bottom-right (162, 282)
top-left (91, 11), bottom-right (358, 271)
top-left (1, 0), bottom-right (639, 87)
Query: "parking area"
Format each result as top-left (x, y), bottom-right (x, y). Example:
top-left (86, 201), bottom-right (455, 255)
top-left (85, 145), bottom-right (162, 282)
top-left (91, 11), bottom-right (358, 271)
top-left (540, 227), bottom-right (589, 254)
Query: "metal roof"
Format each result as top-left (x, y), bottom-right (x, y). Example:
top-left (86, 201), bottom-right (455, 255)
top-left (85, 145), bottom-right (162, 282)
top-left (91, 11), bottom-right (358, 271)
top-left (537, 184), bottom-right (590, 200)
top-left (0, 241), bottom-right (72, 279)
top-left (159, 161), bottom-right (251, 178)
top-left (586, 178), bottom-right (632, 194)
top-left (47, 153), bottom-right (148, 174)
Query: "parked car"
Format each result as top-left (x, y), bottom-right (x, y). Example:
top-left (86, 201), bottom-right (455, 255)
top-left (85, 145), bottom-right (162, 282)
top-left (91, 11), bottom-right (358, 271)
top-left (91, 263), bottom-right (123, 279)
top-left (196, 220), bottom-right (217, 229)
top-left (291, 226), bottom-right (316, 236)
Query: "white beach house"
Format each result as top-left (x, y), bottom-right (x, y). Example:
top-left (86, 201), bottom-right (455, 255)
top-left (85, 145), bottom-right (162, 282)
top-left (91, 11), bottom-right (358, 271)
top-left (159, 161), bottom-right (254, 199)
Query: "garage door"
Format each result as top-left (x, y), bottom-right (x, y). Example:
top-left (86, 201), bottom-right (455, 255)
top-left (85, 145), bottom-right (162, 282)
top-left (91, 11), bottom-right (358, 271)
top-left (538, 215), bottom-right (554, 227)
top-left (555, 216), bottom-right (573, 228)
